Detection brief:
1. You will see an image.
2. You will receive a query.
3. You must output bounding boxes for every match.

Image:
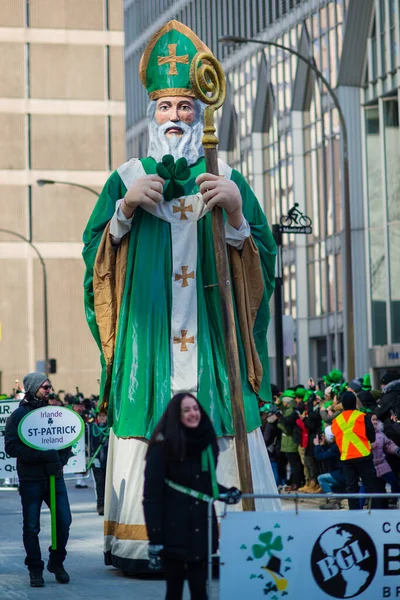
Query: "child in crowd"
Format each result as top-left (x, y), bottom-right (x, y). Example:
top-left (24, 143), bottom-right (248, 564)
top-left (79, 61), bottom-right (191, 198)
top-left (360, 412), bottom-right (400, 507)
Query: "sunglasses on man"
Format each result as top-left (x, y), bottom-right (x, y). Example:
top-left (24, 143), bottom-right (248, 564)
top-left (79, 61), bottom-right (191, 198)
top-left (40, 385), bottom-right (52, 390)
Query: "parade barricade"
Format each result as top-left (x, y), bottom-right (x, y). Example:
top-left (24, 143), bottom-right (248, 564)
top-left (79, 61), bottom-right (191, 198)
top-left (0, 398), bottom-right (20, 486)
top-left (209, 492), bottom-right (400, 600)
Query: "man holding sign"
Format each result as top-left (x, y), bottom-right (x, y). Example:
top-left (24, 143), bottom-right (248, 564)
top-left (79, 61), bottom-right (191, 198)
top-left (5, 372), bottom-right (73, 588)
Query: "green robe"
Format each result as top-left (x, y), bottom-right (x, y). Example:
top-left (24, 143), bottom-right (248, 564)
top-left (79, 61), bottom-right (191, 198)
top-left (83, 157), bottom-right (276, 439)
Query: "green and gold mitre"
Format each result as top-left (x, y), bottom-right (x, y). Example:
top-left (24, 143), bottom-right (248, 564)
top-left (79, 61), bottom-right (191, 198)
top-left (139, 20), bottom-right (211, 99)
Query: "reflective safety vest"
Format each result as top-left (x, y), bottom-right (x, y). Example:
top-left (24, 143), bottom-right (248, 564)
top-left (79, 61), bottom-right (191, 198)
top-left (331, 410), bottom-right (371, 461)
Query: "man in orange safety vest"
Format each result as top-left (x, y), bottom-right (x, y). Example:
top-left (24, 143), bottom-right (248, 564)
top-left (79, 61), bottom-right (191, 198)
top-left (331, 391), bottom-right (382, 509)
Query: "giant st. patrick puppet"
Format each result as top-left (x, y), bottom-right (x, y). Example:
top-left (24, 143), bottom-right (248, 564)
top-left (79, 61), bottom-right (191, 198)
top-left (83, 20), bottom-right (279, 572)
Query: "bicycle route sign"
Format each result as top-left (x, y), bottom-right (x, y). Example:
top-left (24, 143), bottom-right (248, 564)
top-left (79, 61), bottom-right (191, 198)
top-left (279, 204), bottom-right (312, 235)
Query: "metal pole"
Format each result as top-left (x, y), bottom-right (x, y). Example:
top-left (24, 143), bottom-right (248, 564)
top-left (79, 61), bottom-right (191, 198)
top-left (219, 36), bottom-right (355, 379)
top-left (36, 179), bottom-right (100, 197)
top-left (272, 225), bottom-right (284, 391)
top-left (207, 498), bottom-right (213, 599)
top-left (0, 229), bottom-right (49, 376)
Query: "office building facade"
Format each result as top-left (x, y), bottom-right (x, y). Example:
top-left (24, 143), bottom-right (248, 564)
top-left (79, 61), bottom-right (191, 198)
top-left (125, 0), bottom-right (399, 387)
top-left (0, 0), bottom-right (125, 394)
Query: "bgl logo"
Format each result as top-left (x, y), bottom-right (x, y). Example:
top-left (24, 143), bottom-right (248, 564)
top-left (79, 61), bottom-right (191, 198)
top-left (311, 523), bottom-right (377, 598)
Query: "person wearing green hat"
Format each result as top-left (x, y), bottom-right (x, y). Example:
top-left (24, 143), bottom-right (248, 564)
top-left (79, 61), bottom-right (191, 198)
top-left (83, 20), bottom-right (278, 571)
top-left (277, 391), bottom-right (304, 491)
top-left (322, 369), bottom-right (344, 387)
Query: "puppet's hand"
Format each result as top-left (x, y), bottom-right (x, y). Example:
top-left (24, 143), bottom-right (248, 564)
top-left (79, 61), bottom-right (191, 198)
top-left (123, 175), bottom-right (165, 212)
top-left (196, 173), bottom-right (243, 229)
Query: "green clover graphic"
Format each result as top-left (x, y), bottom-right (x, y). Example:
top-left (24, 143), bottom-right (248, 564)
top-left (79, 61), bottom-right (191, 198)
top-left (252, 531), bottom-right (283, 560)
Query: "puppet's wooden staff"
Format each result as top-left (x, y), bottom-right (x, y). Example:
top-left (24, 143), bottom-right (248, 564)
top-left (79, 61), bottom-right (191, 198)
top-left (190, 53), bottom-right (255, 511)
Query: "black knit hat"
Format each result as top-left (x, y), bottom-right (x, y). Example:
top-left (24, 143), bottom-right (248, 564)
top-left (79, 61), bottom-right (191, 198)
top-left (341, 391), bottom-right (357, 411)
top-left (380, 371), bottom-right (400, 386)
top-left (358, 391), bottom-right (376, 410)
top-left (348, 378), bottom-right (362, 393)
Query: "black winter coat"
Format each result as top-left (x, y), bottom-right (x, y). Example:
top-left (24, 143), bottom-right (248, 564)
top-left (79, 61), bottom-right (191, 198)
top-left (304, 401), bottom-right (322, 457)
top-left (376, 381), bottom-right (400, 422)
top-left (143, 440), bottom-right (225, 562)
top-left (262, 420), bottom-right (281, 460)
top-left (5, 400), bottom-right (72, 481)
top-left (314, 442), bottom-right (345, 484)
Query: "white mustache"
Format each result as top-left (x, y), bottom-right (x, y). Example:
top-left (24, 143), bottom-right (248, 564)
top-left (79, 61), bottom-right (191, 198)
top-left (159, 120), bottom-right (192, 136)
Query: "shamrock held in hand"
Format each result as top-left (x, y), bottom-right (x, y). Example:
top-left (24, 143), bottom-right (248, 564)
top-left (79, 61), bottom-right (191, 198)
top-left (156, 155), bottom-right (191, 202)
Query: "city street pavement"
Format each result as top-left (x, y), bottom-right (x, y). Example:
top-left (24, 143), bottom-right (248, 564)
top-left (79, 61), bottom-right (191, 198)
top-left (0, 479), bottom-right (317, 600)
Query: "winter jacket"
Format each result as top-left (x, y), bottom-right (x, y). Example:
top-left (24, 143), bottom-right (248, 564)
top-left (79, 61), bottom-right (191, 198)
top-left (143, 439), bottom-right (227, 562)
top-left (277, 402), bottom-right (300, 453)
top-left (376, 380), bottom-right (400, 422)
top-left (296, 417), bottom-right (308, 449)
top-left (304, 400), bottom-right (322, 457)
top-left (371, 428), bottom-right (400, 477)
top-left (314, 442), bottom-right (345, 485)
top-left (5, 399), bottom-right (72, 481)
top-left (262, 418), bottom-right (281, 460)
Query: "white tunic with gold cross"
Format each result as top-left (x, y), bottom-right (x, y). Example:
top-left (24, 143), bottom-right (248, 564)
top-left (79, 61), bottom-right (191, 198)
top-left (110, 157), bottom-right (250, 397)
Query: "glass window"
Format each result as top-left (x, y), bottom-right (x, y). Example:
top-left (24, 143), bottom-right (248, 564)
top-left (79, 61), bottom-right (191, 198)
top-left (321, 257), bottom-right (327, 314)
top-left (328, 254), bottom-right (335, 312)
top-left (330, 136), bottom-right (342, 232)
top-left (389, 224), bottom-right (400, 342)
top-left (365, 107), bottom-right (384, 227)
top-left (314, 259), bottom-right (322, 317)
top-left (335, 253), bottom-right (343, 312)
top-left (379, 0), bottom-right (386, 74)
top-left (308, 261), bottom-right (316, 316)
top-left (384, 100), bottom-right (400, 222)
top-left (370, 228), bottom-right (388, 345)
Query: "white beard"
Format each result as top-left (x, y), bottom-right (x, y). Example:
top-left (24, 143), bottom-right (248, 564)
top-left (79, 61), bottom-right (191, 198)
top-left (147, 102), bottom-right (205, 166)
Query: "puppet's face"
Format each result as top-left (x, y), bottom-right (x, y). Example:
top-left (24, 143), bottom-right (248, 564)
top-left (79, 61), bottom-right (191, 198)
top-left (155, 96), bottom-right (196, 137)
top-left (147, 97), bottom-right (204, 166)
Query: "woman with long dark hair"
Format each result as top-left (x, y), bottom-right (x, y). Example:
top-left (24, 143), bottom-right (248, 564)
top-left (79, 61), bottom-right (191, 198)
top-left (143, 392), bottom-right (240, 600)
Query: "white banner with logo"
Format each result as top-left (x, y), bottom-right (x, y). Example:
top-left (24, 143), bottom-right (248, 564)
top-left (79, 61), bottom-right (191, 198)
top-left (0, 399), bottom-right (19, 431)
top-left (220, 510), bottom-right (400, 600)
top-left (0, 435), bottom-right (18, 477)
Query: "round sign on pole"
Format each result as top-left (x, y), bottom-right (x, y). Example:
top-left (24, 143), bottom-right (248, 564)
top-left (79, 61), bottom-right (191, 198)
top-left (18, 406), bottom-right (84, 450)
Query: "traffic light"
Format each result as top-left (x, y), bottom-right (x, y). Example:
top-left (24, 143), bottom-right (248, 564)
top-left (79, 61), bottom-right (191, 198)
top-left (49, 359), bottom-right (57, 374)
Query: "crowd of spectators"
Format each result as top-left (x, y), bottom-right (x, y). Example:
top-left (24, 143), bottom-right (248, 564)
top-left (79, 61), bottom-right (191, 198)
top-left (260, 370), bottom-right (400, 509)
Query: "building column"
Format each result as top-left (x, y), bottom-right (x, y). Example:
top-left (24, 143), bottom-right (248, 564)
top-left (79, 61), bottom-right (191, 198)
top-left (337, 86), bottom-right (369, 375)
top-left (251, 131), bottom-right (278, 385)
top-left (291, 110), bottom-right (310, 384)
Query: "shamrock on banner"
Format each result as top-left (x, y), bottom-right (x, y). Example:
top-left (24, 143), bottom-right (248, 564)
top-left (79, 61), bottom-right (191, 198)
top-left (252, 531), bottom-right (283, 559)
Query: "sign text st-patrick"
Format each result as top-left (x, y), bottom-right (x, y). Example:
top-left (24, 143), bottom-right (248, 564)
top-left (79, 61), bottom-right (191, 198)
top-left (18, 406), bottom-right (84, 451)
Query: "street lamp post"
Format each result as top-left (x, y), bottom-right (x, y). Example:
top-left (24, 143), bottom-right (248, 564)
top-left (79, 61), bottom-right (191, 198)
top-left (0, 229), bottom-right (49, 377)
top-left (219, 35), bottom-right (355, 381)
top-left (36, 179), bottom-right (100, 197)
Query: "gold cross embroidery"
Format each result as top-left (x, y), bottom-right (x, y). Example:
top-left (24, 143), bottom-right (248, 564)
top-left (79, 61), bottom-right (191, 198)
top-left (174, 266), bottom-right (195, 288)
top-left (157, 43), bottom-right (189, 76)
top-left (173, 199), bottom-right (193, 221)
top-left (173, 329), bottom-right (195, 352)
